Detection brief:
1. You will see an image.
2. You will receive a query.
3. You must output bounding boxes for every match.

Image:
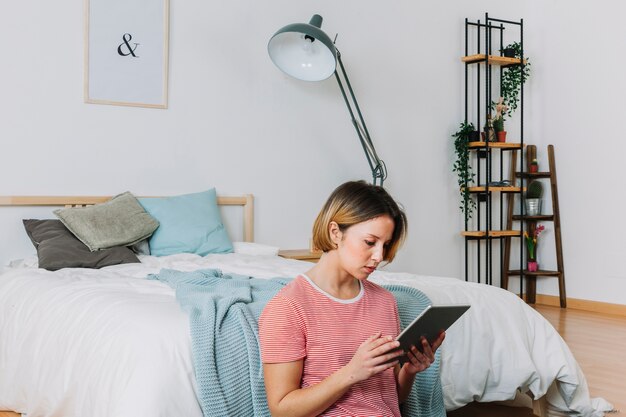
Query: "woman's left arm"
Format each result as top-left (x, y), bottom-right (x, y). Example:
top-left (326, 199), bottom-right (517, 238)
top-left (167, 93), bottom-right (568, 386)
top-left (395, 331), bottom-right (445, 403)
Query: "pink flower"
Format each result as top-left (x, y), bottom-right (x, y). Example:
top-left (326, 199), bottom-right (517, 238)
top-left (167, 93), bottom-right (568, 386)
top-left (495, 97), bottom-right (509, 120)
top-left (525, 224), bottom-right (545, 261)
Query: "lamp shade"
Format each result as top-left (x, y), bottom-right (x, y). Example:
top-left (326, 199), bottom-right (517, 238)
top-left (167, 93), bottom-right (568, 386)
top-left (268, 14), bottom-right (337, 81)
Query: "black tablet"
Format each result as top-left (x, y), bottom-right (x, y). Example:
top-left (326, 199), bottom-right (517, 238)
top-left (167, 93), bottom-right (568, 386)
top-left (395, 304), bottom-right (470, 361)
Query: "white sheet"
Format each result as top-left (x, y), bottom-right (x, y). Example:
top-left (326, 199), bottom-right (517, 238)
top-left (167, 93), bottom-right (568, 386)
top-left (0, 253), bottom-right (612, 416)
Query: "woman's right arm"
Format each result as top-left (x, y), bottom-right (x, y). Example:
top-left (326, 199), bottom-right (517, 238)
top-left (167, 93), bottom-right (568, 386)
top-left (263, 333), bottom-right (402, 417)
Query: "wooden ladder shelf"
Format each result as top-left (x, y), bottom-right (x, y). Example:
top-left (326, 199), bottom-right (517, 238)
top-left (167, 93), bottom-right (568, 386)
top-left (503, 144), bottom-right (567, 307)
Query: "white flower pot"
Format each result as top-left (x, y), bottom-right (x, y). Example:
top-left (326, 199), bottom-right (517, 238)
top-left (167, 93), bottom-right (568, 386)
top-left (525, 198), bottom-right (542, 216)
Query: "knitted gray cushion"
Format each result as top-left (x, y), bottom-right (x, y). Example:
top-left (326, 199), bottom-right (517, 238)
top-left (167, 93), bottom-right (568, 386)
top-left (54, 192), bottom-right (159, 251)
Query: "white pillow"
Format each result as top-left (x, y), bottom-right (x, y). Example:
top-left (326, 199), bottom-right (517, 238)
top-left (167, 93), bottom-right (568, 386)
top-left (232, 242), bottom-right (279, 256)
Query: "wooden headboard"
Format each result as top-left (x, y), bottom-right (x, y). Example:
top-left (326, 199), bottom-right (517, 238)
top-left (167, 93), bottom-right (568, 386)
top-left (0, 194), bottom-right (255, 242)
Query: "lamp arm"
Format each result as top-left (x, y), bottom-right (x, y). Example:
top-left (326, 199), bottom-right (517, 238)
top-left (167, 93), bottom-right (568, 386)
top-left (333, 50), bottom-right (387, 186)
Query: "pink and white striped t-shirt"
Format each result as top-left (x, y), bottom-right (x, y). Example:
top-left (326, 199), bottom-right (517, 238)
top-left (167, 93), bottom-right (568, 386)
top-left (259, 274), bottom-right (401, 417)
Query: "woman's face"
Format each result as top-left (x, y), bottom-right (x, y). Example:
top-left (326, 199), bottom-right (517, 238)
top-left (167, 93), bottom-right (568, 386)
top-left (332, 215), bottom-right (395, 280)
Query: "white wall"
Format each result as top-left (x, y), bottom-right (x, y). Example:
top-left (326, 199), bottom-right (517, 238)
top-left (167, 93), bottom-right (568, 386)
top-left (523, 1), bottom-right (626, 304)
top-left (1, 1), bottom-right (624, 305)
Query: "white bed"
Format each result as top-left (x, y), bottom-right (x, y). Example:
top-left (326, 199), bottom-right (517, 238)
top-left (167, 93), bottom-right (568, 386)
top-left (0, 195), bottom-right (612, 417)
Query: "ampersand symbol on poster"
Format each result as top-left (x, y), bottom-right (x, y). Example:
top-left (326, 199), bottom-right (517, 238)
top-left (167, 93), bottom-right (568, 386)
top-left (117, 33), bottom-right (140, 57)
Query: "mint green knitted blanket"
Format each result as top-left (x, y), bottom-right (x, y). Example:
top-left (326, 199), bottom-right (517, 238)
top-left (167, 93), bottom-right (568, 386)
top-left (149, 269), bottom-right (444, 417)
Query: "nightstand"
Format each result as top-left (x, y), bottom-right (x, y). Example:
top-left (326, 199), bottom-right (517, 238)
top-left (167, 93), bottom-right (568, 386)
top-left (278, 249), bottom-right (322, 263)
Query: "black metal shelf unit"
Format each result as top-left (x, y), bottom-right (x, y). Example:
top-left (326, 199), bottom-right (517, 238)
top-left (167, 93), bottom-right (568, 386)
top-left (462, 13), bottom-right (526, 291)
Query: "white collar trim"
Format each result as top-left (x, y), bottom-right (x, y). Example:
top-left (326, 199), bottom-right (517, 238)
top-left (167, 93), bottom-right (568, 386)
top-left (301, 274), bottom-right (364, 304)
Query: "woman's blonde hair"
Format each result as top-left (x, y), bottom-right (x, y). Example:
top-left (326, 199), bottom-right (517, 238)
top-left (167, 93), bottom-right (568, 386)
top-left (312, 181), bottom-right (407, 262)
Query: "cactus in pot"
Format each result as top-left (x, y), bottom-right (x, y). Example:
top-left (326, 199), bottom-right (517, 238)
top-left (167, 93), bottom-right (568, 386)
top-left (525, 180), bottom-right (543, 215)
top-left (493, 116), bottom-right (504, 132)
top-left (492, 97), bottom-right (508, 142)
top-left (526, 180), bottom-right (543, 199)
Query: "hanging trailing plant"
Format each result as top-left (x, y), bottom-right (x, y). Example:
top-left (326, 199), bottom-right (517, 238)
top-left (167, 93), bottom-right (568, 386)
top-left (499, 41), bottom-right (531, 118)
top-left (452, 121), bottom-right (477, 221)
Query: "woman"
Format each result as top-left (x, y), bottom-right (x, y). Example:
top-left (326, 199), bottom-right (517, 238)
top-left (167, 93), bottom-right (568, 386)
top-left (259, 181), bottom-right (445, 417)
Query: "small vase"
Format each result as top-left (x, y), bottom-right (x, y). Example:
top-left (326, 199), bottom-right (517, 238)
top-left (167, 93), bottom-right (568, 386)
top-left (527, 260), bottom-right (538, 272)
top-left (497, 131), bottom-right (507, 142)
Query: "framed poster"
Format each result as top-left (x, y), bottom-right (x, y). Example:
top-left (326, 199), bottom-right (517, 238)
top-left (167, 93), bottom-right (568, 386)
top-left (84, 0), bottom-right (169, 108)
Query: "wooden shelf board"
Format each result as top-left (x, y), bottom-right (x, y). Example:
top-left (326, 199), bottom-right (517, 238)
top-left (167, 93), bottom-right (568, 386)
top-left (515, 172), bottom-right (551, 178)
top-left (468, 141), bottom-right (523, 149)
top-left (466, 186), bottom-right (522, 193)
top-left (507, 269), bottom-right (562, 277)
top-left (512, 214), bottom-right (554, 221)
top-left (461, 54), bottom-right (528, 66)
top-left (461, 230), bottom-right (521, 238)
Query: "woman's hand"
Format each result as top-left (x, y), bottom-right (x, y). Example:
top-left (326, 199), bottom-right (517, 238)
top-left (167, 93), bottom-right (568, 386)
top-left (401, 331), bottom-right (445, 375)
top-left (343, 332), bottom-right (404, 384)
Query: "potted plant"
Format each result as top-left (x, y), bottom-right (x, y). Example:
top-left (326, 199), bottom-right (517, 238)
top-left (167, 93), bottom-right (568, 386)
top-left (452, 121), bottom-right (477, 222)
top-left (524, 223), bottom-right (545, 272)
top-left (529, 158), bottom-right (539, 173)
top-left (499, 42), bottom-right (531, 119)
top-left (493, 115), bottom-right (505, 142)
top-left (501, 46), bottom-right (516, 58)
top-left (525, 180), bottom-right (543, 216)
top-left (493, 97), bottom-right (508, 142)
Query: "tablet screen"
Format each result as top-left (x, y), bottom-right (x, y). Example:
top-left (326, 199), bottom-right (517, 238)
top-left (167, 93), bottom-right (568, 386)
top-left (396, 305), bottom-right (470, 358)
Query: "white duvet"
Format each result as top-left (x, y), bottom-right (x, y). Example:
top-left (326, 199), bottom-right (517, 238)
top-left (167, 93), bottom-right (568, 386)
top-left (0, 253), bottom-right (612, 416)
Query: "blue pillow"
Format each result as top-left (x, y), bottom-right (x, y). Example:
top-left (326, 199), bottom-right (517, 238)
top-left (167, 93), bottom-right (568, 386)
top-left (139, 189), bottom-right (233, 256)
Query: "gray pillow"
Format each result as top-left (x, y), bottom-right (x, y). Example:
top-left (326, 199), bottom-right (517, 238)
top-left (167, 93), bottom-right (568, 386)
top-left (23, 219), bottom-right (140, 271)
top-left (54, 192), bottom-right (159, 251)
top-left (130, 239), bottom-right (151, 255)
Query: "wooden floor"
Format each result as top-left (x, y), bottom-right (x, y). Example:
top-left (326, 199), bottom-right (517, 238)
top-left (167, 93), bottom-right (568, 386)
top-left (2, 305), bottom-right (623, 417)
top-left (449, 304), bottom-right (625, 416)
